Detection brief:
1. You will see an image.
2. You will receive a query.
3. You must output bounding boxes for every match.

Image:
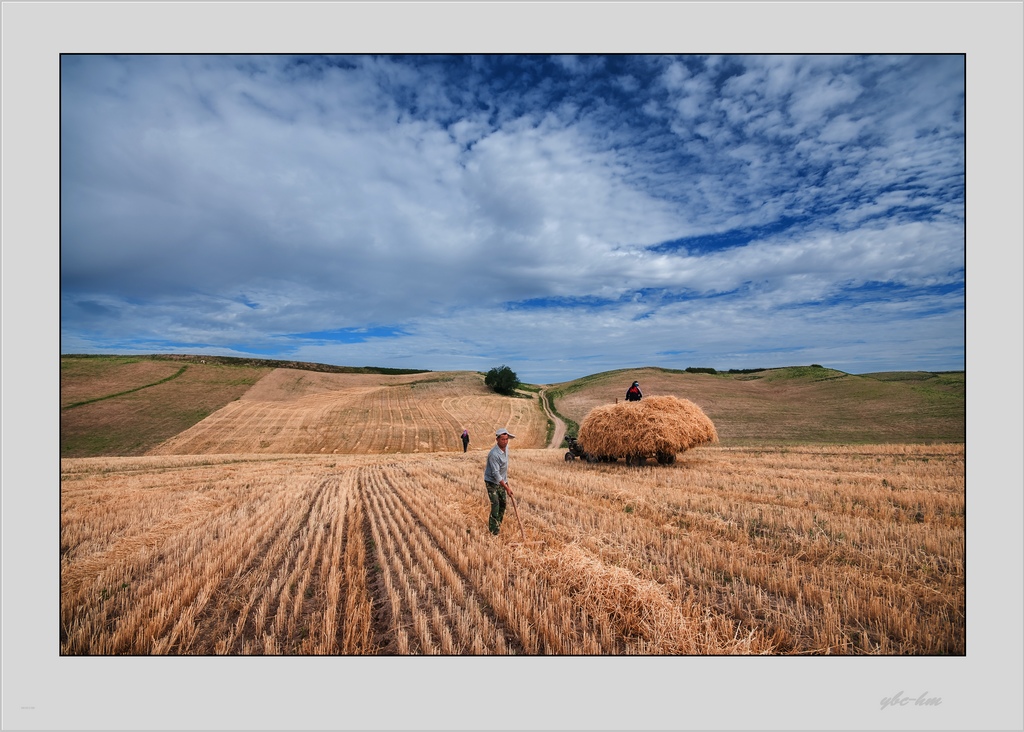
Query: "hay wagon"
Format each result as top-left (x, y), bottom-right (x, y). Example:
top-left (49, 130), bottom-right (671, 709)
top-left (571, 395), bottom-right (718, 467)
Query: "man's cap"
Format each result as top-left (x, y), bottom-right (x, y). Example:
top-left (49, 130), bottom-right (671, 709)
top-left (632, 381), bottom-right (639, 386)
top-left (495, 428), bottom-right (516, 438)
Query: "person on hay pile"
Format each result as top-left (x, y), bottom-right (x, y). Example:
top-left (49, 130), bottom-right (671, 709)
top-left (483, 428), bottom-right (515, 536)
top-left (460, 428), bottom-right (470, 452)
top-left (625, 380), bottom-right (643, 402)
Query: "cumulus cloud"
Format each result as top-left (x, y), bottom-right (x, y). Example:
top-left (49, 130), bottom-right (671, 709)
top-left (61, 54), bottom-right (964, 381)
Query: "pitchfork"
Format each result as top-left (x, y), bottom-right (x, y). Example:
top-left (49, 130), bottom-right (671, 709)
top-left (507, 485), bottom-right (543, 546)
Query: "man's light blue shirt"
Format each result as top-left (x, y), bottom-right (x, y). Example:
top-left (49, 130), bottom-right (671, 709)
top-left (484, 444), bottom-right (508, 484)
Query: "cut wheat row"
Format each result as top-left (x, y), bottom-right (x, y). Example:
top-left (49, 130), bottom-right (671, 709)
top-left (362, 466), bottom-right (509, 653)
top-left (63, 473), bottom-right (288, 653)
top-left (365, 468), bottom-right (438, 653)
top-left (62, 473), bottom-right (245, 652)
top-left (361, 467), bottom-right (416, 653)
top-left (208, 466), bottom-right (365, 654)
top-left (412, 460), bottom-right (691, 653)
top-left (336, 473), bottom-right (376, 653)
top-left (382, 464), bottom-right (543, 652)
top-left (405, 457), bottom-right (630, 654)
top-left (258, 476), bottom-right (344, 653)
top-left (380, 465), bottom-right (522, 653)
top-left (200, 479), bottom-right (316, 654)
top-left (302, 473), bottom-right (350, 653)
top-left (182, 472), bottom-right (337, 654)
top-left (388, 462), bottom-right (620, 654)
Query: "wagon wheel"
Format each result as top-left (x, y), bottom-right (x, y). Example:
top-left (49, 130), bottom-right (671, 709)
top-left (626, 454), bottom-right (647, 467)
top-left (564, 451), bottom-right (575, 462)
top-left (656, 452), bottom-right (676, 465)
top-left (585, 454), bottom-right (600, 463)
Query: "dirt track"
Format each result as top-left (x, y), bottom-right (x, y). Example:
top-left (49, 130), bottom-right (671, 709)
top-left (538, 387), bottom-right (567, 449)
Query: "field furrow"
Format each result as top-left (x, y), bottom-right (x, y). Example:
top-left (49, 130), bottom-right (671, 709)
top-left (338, 480), bottom-right (376, 653)
top-left (372, 466), bottom-right (516, 654)
top-left (389, 462), bottom-right (625, 654)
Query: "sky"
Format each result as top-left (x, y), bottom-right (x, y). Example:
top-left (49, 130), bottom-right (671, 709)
top-left (60, 54), bottom-right (965, 384)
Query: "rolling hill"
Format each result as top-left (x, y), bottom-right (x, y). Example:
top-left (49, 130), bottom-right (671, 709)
top-left (545, 365), bottom-right (964, 446)
top-left (60, 355), bottom-right (964, 457)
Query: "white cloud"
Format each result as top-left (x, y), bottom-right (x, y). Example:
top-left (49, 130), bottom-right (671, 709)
top-left (60, 54), bottom-right (965, 381)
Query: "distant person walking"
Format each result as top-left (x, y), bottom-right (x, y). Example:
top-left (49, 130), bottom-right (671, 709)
top-left (483, 428), bottom-right (515, 536)
top-left (460, 429), bottom-right (470, 452)
top-left (625, 381), bottom-right (643, 402)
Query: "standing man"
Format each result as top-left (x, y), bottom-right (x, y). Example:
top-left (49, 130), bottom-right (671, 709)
top-left (460, 428), bottom-right (470, 453)
top-left (483, 428), bottom-right (515, 536)
top-left (626, 381), bottom-right (643, 401)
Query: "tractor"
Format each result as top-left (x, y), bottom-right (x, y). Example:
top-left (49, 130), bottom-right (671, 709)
top-left (563, 435), bottom-right (596, 462)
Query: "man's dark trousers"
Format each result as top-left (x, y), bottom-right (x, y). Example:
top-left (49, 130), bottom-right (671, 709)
top-left (485, 481), bottom-right (506, 535)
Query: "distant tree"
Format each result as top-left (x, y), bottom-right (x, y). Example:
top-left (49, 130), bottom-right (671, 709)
top-left (485, 365), bottom-right (520, 396)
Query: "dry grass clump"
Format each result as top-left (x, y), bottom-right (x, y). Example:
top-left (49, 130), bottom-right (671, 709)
top-left (577, 395), bottom-right (718, 460)
top-left (526, 543), bottom-right (766, 654)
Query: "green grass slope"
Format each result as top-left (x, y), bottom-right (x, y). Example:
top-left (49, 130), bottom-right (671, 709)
top-left (546, 366), bottom-right (964, 446)
top-left (61, 356), bottom-right (273, 457)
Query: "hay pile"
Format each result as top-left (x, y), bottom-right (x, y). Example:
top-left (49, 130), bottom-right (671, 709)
top-left (577, 395), bottom-right (718, 461)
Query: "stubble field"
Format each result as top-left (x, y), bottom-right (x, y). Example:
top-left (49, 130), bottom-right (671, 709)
top-left (60, 443), bottom-right (964, 656)
top-left (148, 368), bottom-right (550, 455)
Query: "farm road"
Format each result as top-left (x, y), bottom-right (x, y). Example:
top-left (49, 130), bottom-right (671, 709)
top-left (538, 388), bottom-right (566, 449)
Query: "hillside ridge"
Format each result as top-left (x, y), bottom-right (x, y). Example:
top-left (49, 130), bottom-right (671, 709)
top-left (62, 353), bottom-right (964, 386)
top-left (60, 355), bottom-right (964, 457)
top-left (62, 352), bottom-right (431, 376)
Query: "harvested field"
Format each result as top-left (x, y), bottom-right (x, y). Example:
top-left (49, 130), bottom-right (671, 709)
top-left (61, 444), bottom-right (964, 655)
top-left (148, 369), bottom-right (548, 455)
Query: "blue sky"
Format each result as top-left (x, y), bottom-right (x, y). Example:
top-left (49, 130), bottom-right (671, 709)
top-left (60, 54), bottom-right (965, 383)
